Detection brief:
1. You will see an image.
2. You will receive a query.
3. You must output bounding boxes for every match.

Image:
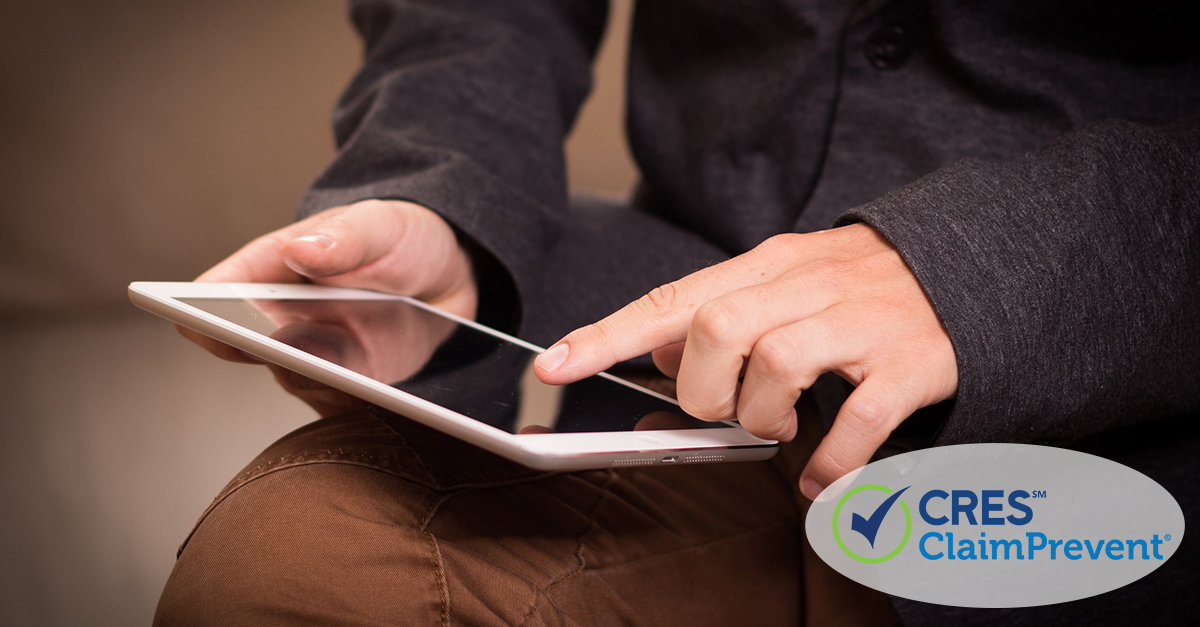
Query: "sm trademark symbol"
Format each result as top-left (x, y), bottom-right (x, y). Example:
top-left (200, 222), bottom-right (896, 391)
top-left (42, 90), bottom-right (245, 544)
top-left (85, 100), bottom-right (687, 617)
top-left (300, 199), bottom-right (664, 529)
top-left (1031, 490), bottom-right (1047, 498)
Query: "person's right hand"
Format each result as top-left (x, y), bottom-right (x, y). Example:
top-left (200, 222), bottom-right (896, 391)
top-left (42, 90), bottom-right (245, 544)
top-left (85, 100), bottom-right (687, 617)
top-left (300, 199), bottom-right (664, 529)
top-left (178, 199), bottom-right (478, 364)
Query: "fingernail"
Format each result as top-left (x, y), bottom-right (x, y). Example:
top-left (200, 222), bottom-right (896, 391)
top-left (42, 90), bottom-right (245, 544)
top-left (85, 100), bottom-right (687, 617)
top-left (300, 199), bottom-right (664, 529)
top-left (536, 343), bottom-right (570, 373)
top-left (801, 478), bottom-right (824, 501)
top-left (294, 234), bottom-right (335, 251)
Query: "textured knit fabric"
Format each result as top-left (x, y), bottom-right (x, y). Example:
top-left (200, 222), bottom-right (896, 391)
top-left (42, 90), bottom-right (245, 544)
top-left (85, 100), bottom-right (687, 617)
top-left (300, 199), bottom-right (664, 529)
top-left (839, 119), bottom-right (1200, 446)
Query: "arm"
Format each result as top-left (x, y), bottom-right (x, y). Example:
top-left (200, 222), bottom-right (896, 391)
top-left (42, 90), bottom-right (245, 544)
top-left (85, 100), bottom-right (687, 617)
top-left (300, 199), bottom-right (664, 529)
top-left (535, 119), bottom-right (1199, 500)
top-left (298, 0), bottom-right (609, 328)
top-left (838, 117), bottom-right (1200, 446)
top-left (181, 1), bottom-right (609, 390)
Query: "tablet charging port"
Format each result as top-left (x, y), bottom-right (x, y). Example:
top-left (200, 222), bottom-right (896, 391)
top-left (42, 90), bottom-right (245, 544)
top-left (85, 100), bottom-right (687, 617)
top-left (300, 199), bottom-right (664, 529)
top-left (661, 456), bottom-right (679, 463)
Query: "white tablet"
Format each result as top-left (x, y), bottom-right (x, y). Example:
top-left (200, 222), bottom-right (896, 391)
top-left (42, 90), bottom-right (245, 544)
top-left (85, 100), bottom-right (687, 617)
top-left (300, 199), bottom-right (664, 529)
top-left (129, 282), bottom-right (778, 470)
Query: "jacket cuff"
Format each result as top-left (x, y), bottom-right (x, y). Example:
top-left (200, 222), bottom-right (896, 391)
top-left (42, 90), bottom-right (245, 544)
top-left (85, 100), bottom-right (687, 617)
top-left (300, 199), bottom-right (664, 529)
top-left (297, 157), bottom-right (563, 336)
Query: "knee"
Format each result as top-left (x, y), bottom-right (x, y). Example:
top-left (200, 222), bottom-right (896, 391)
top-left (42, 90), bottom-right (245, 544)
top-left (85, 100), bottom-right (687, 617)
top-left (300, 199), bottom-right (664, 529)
top-left (154, 463), bottom-right (445, 626)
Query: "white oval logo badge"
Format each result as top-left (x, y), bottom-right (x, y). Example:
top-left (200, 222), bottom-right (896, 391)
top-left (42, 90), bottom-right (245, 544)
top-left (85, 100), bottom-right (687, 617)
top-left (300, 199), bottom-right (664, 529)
top-left (805, 444), bottom-right (1184, 607)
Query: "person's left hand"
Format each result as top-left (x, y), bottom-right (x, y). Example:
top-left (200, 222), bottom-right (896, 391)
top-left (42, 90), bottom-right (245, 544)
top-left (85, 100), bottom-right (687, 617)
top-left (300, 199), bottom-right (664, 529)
top-left (532, 223), bottom-right (958, 500)
top-left (248, 298), bottom-right (458, 417)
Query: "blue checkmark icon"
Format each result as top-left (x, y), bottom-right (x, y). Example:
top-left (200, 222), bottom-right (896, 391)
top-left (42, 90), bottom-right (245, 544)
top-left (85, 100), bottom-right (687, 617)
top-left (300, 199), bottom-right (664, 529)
top-left (850, 486), bottom-right (910, 548)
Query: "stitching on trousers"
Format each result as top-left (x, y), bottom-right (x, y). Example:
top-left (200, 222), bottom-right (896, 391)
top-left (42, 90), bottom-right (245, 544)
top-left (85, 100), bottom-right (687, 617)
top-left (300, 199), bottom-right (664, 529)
top-left (177, 456), bottom-right (431, 558)
top-left (227, 450), bottom-right (414, 491)
top-left (514, 469), bottom-right (618, 627)
top-left (570, 470), bottom-right (617, 575)
top-left (367, 405), bottom-right (559, 488)
top-left (425, 531), bottom-right (451, 627)
top-left (420, 491), bottom-right (459, 532)
top-left (370, 404), bottom-right (442, 490)
top-left (177, 412), bottom-right (557, 558)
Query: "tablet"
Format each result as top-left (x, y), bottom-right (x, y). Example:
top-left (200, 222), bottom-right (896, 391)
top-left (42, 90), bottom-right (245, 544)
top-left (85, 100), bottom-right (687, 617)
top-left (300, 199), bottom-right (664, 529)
top-left (129, 282), bottom-right (778, 470)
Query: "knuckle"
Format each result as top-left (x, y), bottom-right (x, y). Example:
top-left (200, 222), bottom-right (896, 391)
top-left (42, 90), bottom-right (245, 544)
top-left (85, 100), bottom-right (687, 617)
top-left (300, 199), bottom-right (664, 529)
top-left (347, 198), bottom-right (390, 214)
top-left (691, 299), bottom-right (743, 346)
top-left (769, 410), bottom-right (799, 440)
top-left (576, 322), bottom-right (614, 349)
top-left (795, 258), bottom-right (854, 297)
top-left (756, 233), bottom-right (802, 257)
top-left (840, 391), bottom-right (894, 433)
top-left (349, 199), bottom-right (413, 235)
top-left (750, 409), bottom-right (797, 441)
top-left (819, 446), bottom-right (860, 481)
top-left (754, 333), bottom-right (802, 381)
top-left (638, 283), bottom-right (683, 322)
top-left (813, 257), bottom-right (854, 282)
top-left (316, 213), bottom-right (353, 233)
top-left (678, 392), bottom-right (732, 422)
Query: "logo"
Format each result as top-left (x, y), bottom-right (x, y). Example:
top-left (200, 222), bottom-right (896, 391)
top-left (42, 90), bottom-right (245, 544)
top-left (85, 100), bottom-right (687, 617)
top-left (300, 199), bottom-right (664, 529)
top-left (805, 444), bottom-right (1184, 608)
top-left (833, 485), bottom-right (911, 563)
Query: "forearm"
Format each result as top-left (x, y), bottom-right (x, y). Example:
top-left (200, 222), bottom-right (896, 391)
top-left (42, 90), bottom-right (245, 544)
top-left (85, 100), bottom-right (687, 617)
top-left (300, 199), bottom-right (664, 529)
top-left (839, 117), bottom-right (1200, 444)
top-left (299, 0), bottom-right (609, 328)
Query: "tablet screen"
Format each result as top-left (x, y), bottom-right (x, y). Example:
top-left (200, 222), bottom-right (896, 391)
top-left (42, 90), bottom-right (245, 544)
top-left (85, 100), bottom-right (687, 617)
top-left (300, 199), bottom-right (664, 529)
top-left (180, 297), bottom-right (730, 434)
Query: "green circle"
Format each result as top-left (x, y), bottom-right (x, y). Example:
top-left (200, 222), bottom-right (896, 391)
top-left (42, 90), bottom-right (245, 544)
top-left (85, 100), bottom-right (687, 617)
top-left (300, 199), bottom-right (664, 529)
top-left (832, 484), bottom-right (912, 564)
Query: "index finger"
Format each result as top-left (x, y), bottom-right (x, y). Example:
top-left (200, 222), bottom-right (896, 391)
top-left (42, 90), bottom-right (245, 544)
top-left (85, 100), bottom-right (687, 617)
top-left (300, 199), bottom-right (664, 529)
top-left (533, 253), bottom-right (771, 384)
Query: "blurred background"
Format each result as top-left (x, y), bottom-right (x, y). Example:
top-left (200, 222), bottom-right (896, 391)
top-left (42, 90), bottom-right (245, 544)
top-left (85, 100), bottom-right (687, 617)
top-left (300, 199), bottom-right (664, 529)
top-left (0, 1), bottom-right (635, 624)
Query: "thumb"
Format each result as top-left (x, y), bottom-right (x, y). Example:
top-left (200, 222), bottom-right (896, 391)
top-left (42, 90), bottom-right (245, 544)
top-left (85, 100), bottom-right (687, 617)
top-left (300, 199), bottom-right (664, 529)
top-left (281, 200), bottom-right (406, 280)
top-left (281, 200), bottom-right (476, 318)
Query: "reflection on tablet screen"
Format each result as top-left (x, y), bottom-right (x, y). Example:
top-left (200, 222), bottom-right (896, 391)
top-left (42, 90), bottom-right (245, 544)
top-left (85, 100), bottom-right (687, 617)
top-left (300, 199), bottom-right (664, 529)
top-left (180, 298), bottom-right (731, 434)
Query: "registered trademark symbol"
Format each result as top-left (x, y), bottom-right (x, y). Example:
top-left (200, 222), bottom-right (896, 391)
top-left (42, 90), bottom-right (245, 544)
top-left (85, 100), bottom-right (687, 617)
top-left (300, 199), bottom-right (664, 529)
top-left (1166, 534), bottom-right (1172, 541)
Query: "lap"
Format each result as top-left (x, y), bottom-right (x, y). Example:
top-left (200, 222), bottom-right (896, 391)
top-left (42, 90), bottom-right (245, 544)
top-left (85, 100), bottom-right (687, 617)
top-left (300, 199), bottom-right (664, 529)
top-left (155, 407), bottom-right (804, 626)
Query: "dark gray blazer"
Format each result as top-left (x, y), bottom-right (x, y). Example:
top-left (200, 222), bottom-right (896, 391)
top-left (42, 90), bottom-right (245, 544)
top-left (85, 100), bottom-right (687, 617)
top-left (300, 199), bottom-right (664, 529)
top-left (297, 1), bottom-right (1200, 623)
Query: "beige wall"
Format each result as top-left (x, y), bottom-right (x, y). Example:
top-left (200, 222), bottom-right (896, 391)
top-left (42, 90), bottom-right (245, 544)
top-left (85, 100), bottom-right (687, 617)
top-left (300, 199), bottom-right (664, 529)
top-left (0, 0), bottom-right (636, 317)
top-left (0, 1), bottom-right (359, 315)
top-left (0, 1), bottom-right (636, 625)
top-left (566, 0), bottom-right (639, 197)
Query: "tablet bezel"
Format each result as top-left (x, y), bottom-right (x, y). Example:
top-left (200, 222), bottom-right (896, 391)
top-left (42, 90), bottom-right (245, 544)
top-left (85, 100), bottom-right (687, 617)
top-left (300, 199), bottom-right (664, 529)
top-left (128, 281), bottom-right (778, 470)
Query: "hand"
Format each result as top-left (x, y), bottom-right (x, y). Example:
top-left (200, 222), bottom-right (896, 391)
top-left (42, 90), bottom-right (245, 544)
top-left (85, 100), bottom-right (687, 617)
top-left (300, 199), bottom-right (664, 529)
top-left (247, 297), bottom-right (459, 416)
top-left (533, 223), bottom-right (958, 499)
top-left (178, 198), bottom-right (477, 366)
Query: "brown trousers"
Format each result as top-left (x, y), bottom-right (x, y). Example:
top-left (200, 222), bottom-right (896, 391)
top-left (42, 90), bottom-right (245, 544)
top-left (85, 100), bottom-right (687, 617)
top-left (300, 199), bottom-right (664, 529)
top-left (154, 401), bottom-right (897, 626)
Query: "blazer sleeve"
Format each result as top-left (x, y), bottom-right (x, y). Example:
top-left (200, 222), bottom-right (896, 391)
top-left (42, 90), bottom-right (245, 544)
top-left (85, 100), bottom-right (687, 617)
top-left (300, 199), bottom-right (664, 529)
top-left (836, 118), bottom-right (1200, 445)
top-left (296, 0), bottom-right (609, 329)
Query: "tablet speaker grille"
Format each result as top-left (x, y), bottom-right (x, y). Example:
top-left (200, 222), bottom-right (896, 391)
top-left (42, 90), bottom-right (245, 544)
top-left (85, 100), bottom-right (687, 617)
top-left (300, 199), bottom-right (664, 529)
top-left (612, 457), bottom-right (657, 467)
top-left (683, 454), bottom-right (726, 464)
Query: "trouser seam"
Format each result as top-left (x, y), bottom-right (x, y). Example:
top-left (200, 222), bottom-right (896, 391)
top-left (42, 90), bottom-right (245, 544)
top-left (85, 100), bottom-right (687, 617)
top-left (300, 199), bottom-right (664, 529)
top-left (420, 491), bottom-right (459, 532)
top-left (366, 405), bottom-right (553, 487)
top-left (586, 517), bottom-right (799, 572)
top-left (507, 517), bottom-right (800, 627)
top-left (177, 455), bottom-right (559, 559)
top-left (514, 469), bottom-right (618, 627)
top-left (369, 404), bottom-right (442, 490)
top-left (424, 531), bottom-right (452, 627)
top-left (178, 455), bottom-right (435, 558)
